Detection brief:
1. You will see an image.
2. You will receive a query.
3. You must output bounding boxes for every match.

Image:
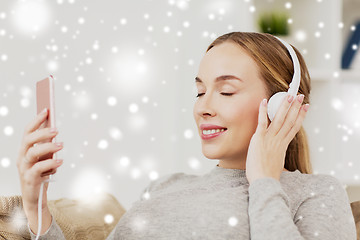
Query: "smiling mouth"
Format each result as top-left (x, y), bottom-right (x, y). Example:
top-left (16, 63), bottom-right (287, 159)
top-left (201, 128), bottom-right (227, 140)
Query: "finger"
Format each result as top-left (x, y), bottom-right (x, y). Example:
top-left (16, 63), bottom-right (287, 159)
top-left (24, 142), bottom-right (63, 165)
top-left (283, 104), bottom-right (309, 144)
top-left (20, 127), bottom-right (58, 156)
top-left (277, 94), bottom-right (305, 139)
top-left (255, 99), bottom-right (268, 135)
top-left (41, 168), bottom-right (57, 177)
top-left (267, 94), bottom-right (296, 136)
top-left (23, 108), bottom-right (49, 135)
top-left (29, 158), bottom-right (63, 180)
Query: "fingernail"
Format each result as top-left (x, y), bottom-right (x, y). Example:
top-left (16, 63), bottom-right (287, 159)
top-left (42, 108), bottom-right (47, 114)
top-left (297, 94), bottom-right (304, 103)
top-left (50, 128), bottom-right (57, 133)
top-left (56, 159), bottom-right (63, 164)
top-left (56, 142), bottom-right (63, 147)
top-left (303, 104), bottom-right (310, 112)
top-left (262, 98), bottom-right (267, 106)
top-left (287, 95), bottom-right (294, 103)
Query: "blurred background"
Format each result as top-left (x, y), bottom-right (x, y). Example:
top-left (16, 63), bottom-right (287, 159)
top-left (0, 0), bottom-right (360, 210)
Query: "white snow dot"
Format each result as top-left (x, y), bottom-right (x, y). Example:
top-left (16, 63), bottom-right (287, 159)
top-left (149, 171), bottom-right (159, 180)
top-left (314, 31), bottom-right (321, 38)
top-left (129, 103), bottom-right (139, 113)
top-left (47, 61), bottom-right (58, 71)
top-left (61, 26), bottom-right (68, 33)
top-left (109, 127), bottom-right (122, 140)
top-left (188, 59), bottom-right (194, 65)
top-left (318, 146), bottom-right (324, 152)
top-left (287, 18), bottom-right (293, 24)
top-left (64, 84), bottom-right (71, 91)
top-left (208, 13), bottom-right (215, 20)
top-left (352, 44), bottom-right (358, 50)
top-left (1, 54), bottom-right (8, 61)
top-left (0, 106), bottom-right (9, 116)
top-left (249, 6), bottom-right (256, 12)
top-left (338, 22), bottom-right (344, 28)
top-left (111, 46), bottom-right (118, 53)
top-left (1, 157), bottom-right (10, 168)
top-left (97, 139), bottom-right (108, 149)
top-left (295, 30), bottom-right (307, 42)
top-left (78, 17), bottom-right (85, 24)
top-left (119, 156), bottom-right (130, 167)
top-left (0, 12), bottom-right (6, 19)
top-left (318, 22), bottom-right (324, 28)
top-left (144, 13), bottom-right (149, 19)
top-left (228, 216), bottom-right (238, 226)
top-left (183, 21), bottom-right (190, 28)
top-left (0, 29), bottom-right (6, 36)
top-left (314, 231), bottom-right (319, 236)
top-left (324, 53), bottom-right (331, 59)
top-left (147, 26), bottom-right (153, 32)
top-left (138, 49), bottom-right (145, 55)
top-left (184, 129), bottom-right (193, 139)
top-left (331, 98), bottom-right (343, 110)
top-left (107, 96), bottom-right (117, 106)
top-left (120, 18), bottom-right (127, 25)
top-left (163, 26), bottom-right (170, 33)
top-left (20, 87), bottom-right (31, 97)
top-left (348, 162), bottom-right (353, 167)
top-left (4, 126), bottom-right (13, 136)
top-left (342, 135), bottom-right (348, 142)
top-left (130, 168), bottom-right (141, 179)
top-left (219, 8), bottom-right (225, 15)
top-left (51, 45), bottom-right (58, 52)
top-left (104, 214), bottom-right (114, 224)
top-left (142, 96), bottom-right (149, 103)
top-left (21, 98), bottom-right (30, 108)
top-left (142, 191), bottom-right (150, 200)
top-left (351, 25), bottom-right (356, 31)
top-left (91, 113), bottom-right (98, 120)
top-left (85, 57), bottom-right (92, 64)
top-left (93, 41), bottom-right (99, 50)
top-left (77, 75), bottom-right (84, 82)
top-left (285, 2), bottom-right (292, 9)
top-left (188, 157), bottom-right (201, 170)
top-left (333, 71), bottom-right (339, 78)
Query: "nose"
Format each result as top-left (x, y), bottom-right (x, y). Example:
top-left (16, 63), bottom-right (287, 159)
top-left (195, 93), bottom-right (216, 118)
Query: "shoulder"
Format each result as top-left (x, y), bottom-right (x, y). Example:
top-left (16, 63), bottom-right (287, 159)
top-left (281, 170), bottom-right (350, 205)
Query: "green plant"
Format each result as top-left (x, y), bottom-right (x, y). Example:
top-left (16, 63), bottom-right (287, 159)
top-left (258, 11), bottom-right (290, 36)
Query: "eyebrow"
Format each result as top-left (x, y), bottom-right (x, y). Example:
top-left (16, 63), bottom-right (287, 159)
top-left (195, 75), bottom-right (244, 83)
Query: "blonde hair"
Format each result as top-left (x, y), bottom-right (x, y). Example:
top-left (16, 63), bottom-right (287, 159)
top-left (206, 32), bottom-right (312, 174)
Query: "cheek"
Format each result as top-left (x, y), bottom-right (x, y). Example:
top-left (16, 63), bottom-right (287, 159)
top-left (227, 98), bottom-right (261, 129)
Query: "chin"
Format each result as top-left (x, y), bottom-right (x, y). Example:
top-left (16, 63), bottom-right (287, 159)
top-left (201, 146), bottom-right (223, 159)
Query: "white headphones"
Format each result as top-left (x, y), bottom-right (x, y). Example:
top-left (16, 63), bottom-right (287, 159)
top-left (267, 36), bottom-right (301, 122)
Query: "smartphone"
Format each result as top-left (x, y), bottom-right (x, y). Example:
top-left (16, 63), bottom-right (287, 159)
top-left (36, 75), bottom-right (56, 162)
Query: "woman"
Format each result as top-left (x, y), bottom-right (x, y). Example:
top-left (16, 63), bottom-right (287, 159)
top-left (18, 32), bottom-right (356, 239)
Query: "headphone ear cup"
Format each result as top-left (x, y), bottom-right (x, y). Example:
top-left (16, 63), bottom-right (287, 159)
top-left (267, 92), bottom-right (288, 122)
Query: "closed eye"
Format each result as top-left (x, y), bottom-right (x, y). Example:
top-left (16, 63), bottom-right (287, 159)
top-left (195, 93), bottom-right (234, 98)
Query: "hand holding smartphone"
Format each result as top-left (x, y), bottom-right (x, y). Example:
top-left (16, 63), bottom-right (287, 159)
top-left (36, 75), bottom-right (57, 176)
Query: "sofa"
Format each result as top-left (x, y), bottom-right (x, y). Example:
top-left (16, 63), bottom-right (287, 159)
top-left (0, 193), bottom-right (126, 239)
top-left (1, 193), bottom-right (359, 239)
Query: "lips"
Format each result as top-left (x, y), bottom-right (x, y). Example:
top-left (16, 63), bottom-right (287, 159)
top-left (200, 124), bottom-right (227, 131)
top-left (199, 124), bottom-right (228, 140)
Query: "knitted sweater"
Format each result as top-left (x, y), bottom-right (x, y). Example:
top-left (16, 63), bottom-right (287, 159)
top-left (29, 165), bottom-right (356, 239)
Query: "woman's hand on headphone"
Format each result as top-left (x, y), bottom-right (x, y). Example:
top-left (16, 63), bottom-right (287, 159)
top-left (245, 94), bottom-right (309, 185)
top-left (16, 108), bottom-right (63, 232)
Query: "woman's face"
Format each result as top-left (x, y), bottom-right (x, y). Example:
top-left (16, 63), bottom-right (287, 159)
top-left (193, 41), bottom-right (269, 168)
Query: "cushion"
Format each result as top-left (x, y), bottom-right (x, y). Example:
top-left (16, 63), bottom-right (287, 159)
top-left (351, 200), bottom-right (360, 240)
top-left (0, 192), bottom-right (126, 240)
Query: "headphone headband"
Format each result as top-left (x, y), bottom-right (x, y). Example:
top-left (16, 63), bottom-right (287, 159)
top-left (273, 36), bottom-right (301, 97)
